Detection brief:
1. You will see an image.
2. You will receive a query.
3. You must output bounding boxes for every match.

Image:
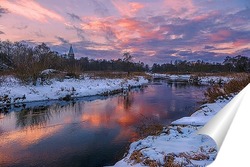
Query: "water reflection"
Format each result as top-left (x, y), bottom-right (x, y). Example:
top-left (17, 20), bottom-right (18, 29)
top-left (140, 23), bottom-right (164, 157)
top-left (0, 82), bottom-right (207, 167)
top-left (15, 106), bottom-right (51, 128)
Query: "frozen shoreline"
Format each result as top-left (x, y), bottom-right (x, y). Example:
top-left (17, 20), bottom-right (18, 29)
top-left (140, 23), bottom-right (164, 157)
top-left (114, 97), bottom-right (232, 166)
top-left (0, 76), bottom-right (148, 106)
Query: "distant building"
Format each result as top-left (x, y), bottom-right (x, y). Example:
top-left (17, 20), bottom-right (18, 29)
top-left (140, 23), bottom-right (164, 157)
top-left (62, 45), bottom-right (75, 59)
top-left (68, 45), bottom-right (75, 59)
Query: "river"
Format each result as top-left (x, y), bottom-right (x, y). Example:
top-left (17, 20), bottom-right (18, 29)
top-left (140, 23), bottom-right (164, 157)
top-left (0, 81), bottom-right (208, 167)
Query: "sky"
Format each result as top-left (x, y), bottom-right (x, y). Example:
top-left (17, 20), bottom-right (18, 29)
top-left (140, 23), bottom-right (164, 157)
top-left (0, 0), bottom-right (250, 64)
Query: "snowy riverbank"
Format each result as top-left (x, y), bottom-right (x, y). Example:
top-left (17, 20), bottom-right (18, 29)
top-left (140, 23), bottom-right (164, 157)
top-left (149, 73), bottom-right (232, 84)
top-left (114, 97), bottom-right (232, 166)
top-left (0, 76), bottom-right (148, 105)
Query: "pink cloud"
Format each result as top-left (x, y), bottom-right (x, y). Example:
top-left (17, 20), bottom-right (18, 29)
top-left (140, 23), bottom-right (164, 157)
top-left (192, 11), bottom-right (219, 22)
top-left (210, 29), bottom-right (232, 42)
top-left (129, 2), bottom-right (144, 14)
top-left (79, 15), bottom-right (165, 50)
top-left (111, 0), bottom-right (144, 16)
top-left (164, 0), bottom-right (197, 17)
top-left (1, 0), bottom-right (64, 22)
top-left (233, 39), bottom-right (250, 47)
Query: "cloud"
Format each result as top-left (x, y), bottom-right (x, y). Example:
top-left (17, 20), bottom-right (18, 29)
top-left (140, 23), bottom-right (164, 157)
top-left (1, 0), bottom-right (63, 22)
top-left (13, 24), bottom-right (28, 30)
top-left (34, 30), bottom-right (45, 38)
top-left (236, 48), bottom-right (250, 57)
top-left (91, 0), bottom-right (109, 16)
top-left (111, 0), bottom-right (144, 16)
top-left (1, 0), bottom-right (250, 64)
top-left (65, 22), bottom-right (85, 40)
top-left (0, 6), bottom-right (8, 17)
top-left (55, 36), bottom-right (69, 44)
top-left (0, 30), bottom-right (5, 35)
top-left (204, 45), bottom-right (216, 50)
top-left (67, 13), bottom-right (82, 22)
top-left (163, 0), bottom-right (197, 18)
top-left (209, 29), bottom-right (232, 42)
top-left (73, 26), bottom-right (85, 40)
top-left (233, 39), bottom-right (250, 47)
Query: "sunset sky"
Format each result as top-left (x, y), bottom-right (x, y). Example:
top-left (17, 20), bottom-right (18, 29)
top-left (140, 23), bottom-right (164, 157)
top-left (0, 0), bottom-right (250, 64)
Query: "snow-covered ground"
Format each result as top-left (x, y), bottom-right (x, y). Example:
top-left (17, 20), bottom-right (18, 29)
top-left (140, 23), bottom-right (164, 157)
top-left (147, 73), bottom-right (232, 84)
top-left (114, 98), bottom-right (231, 167)
top-left (198, 76), bottom-right (232, 84)
top-left (0, 76), bottom-right (148, 105)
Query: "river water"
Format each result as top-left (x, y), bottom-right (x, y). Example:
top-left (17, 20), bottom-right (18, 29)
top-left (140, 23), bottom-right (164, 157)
top-left (0, 81), bottom-right (207, 167)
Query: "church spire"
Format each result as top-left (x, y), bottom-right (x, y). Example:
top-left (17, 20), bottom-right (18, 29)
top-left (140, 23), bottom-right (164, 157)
top-left (68, 44), bottom-right (75, 59)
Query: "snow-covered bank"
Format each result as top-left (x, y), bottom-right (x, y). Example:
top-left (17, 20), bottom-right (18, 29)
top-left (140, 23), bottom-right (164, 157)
top-left (147, 73), bottom-right (232, 84)
top-left (114, 98), bottom-right (231, 166)
top-left (0, 76), bottom-right (148, 105)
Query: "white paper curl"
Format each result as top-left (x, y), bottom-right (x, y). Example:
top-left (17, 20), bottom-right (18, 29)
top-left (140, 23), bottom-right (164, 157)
top-left (198, 83), bottom-right (250, 166)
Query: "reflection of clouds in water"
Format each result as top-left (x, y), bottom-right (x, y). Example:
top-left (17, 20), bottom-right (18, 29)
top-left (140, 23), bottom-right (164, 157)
top-left (0, 83), bottom-right (207, 166)
top-left (0, 125), bottom-right (62, 164)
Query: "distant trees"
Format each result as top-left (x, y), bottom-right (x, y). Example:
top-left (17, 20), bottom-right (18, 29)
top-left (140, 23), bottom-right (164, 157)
top-left (223, 55), bottom-right (250, 72)
top-left (1, 39), bottom-right (250, 83)
top-left (151, 56), bottom-right (250, 73)
top-left (123, 52), bottom-right (133, 75)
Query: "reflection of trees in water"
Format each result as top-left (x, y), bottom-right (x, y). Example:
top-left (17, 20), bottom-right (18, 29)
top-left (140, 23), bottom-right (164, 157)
top-left (118, 91), bottom-right (134, 110)
top-left (168, 82), bottom-right (190, 88)
top-left (15, 106), bottom-right (52, 128)
top-left (15, 101), bottom-right (83, 129)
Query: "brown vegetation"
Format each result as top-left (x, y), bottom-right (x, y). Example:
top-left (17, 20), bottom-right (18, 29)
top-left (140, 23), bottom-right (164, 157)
top-left (136, 115), bottom-right (164, 139)
top-left (205, 74), bottom-right (250, 102)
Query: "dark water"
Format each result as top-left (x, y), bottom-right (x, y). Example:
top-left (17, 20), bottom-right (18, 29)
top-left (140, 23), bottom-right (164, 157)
top-left (0, 81), bottom-right (207, 167)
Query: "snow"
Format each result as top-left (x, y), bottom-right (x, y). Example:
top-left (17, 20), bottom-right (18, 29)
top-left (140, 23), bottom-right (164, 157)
top-left (40, 69), bottom-right (58, 75)
top-left (147, 73), bottom-right (232, 84)
top-left (171, 116), bottom-right (214, 126)
top-left (168, 74), bottom-right (191, 81)
top-left (198, 76), bottom-right (232, 84)
top-left (114, 98), bottom-right (232, 167)
top-left (0, 76), bottom-right (148, 105)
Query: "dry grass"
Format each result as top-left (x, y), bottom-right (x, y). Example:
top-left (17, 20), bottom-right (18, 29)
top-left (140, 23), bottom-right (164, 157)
top-left (205, 74), bottom-right (250, 102)
top-left (130, 150), bottom-right (144, 164)
top-left (143, 159), bottom-right (159, 167)
top-left (179, 152), bottom-right (209, 161)
top-left (84, 71), bottom-right (150, 79)
top-left (163, 154), bottom-right (185, 167)
top-left (130, 150), bottom-right (159, 167)
top-left (136, 115), bottom-right (164, 139)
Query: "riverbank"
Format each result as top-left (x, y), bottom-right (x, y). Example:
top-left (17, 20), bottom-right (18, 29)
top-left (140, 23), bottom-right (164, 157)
top-left (114, 97), bottom-right (232, 166)
top-left (0, 76), bottom-right (148, 106)
top-left (149, 73), bottom-right (232, 84)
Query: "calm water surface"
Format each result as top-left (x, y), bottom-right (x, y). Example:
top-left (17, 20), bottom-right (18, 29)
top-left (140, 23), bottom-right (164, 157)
top-left (0, 81), bottom-right (207, 167)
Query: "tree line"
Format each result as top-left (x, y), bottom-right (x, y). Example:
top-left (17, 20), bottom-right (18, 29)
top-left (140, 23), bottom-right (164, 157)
top-left (151, 55), bottom-right (250, 73)
top-left (0, 40), bottom-right (249, 81)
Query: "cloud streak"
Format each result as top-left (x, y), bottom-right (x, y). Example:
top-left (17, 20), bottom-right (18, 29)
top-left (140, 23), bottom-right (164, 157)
top-left (92, 0), bottom-right (109, 16)
top-left (55, 36), bottom-right (69, 44)
top-left (0, 5), bottom-right (8, 17)
top-left (1, 0), bottom-right (63, 22)
top-left (67, 12), bottom-right (82, 22)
